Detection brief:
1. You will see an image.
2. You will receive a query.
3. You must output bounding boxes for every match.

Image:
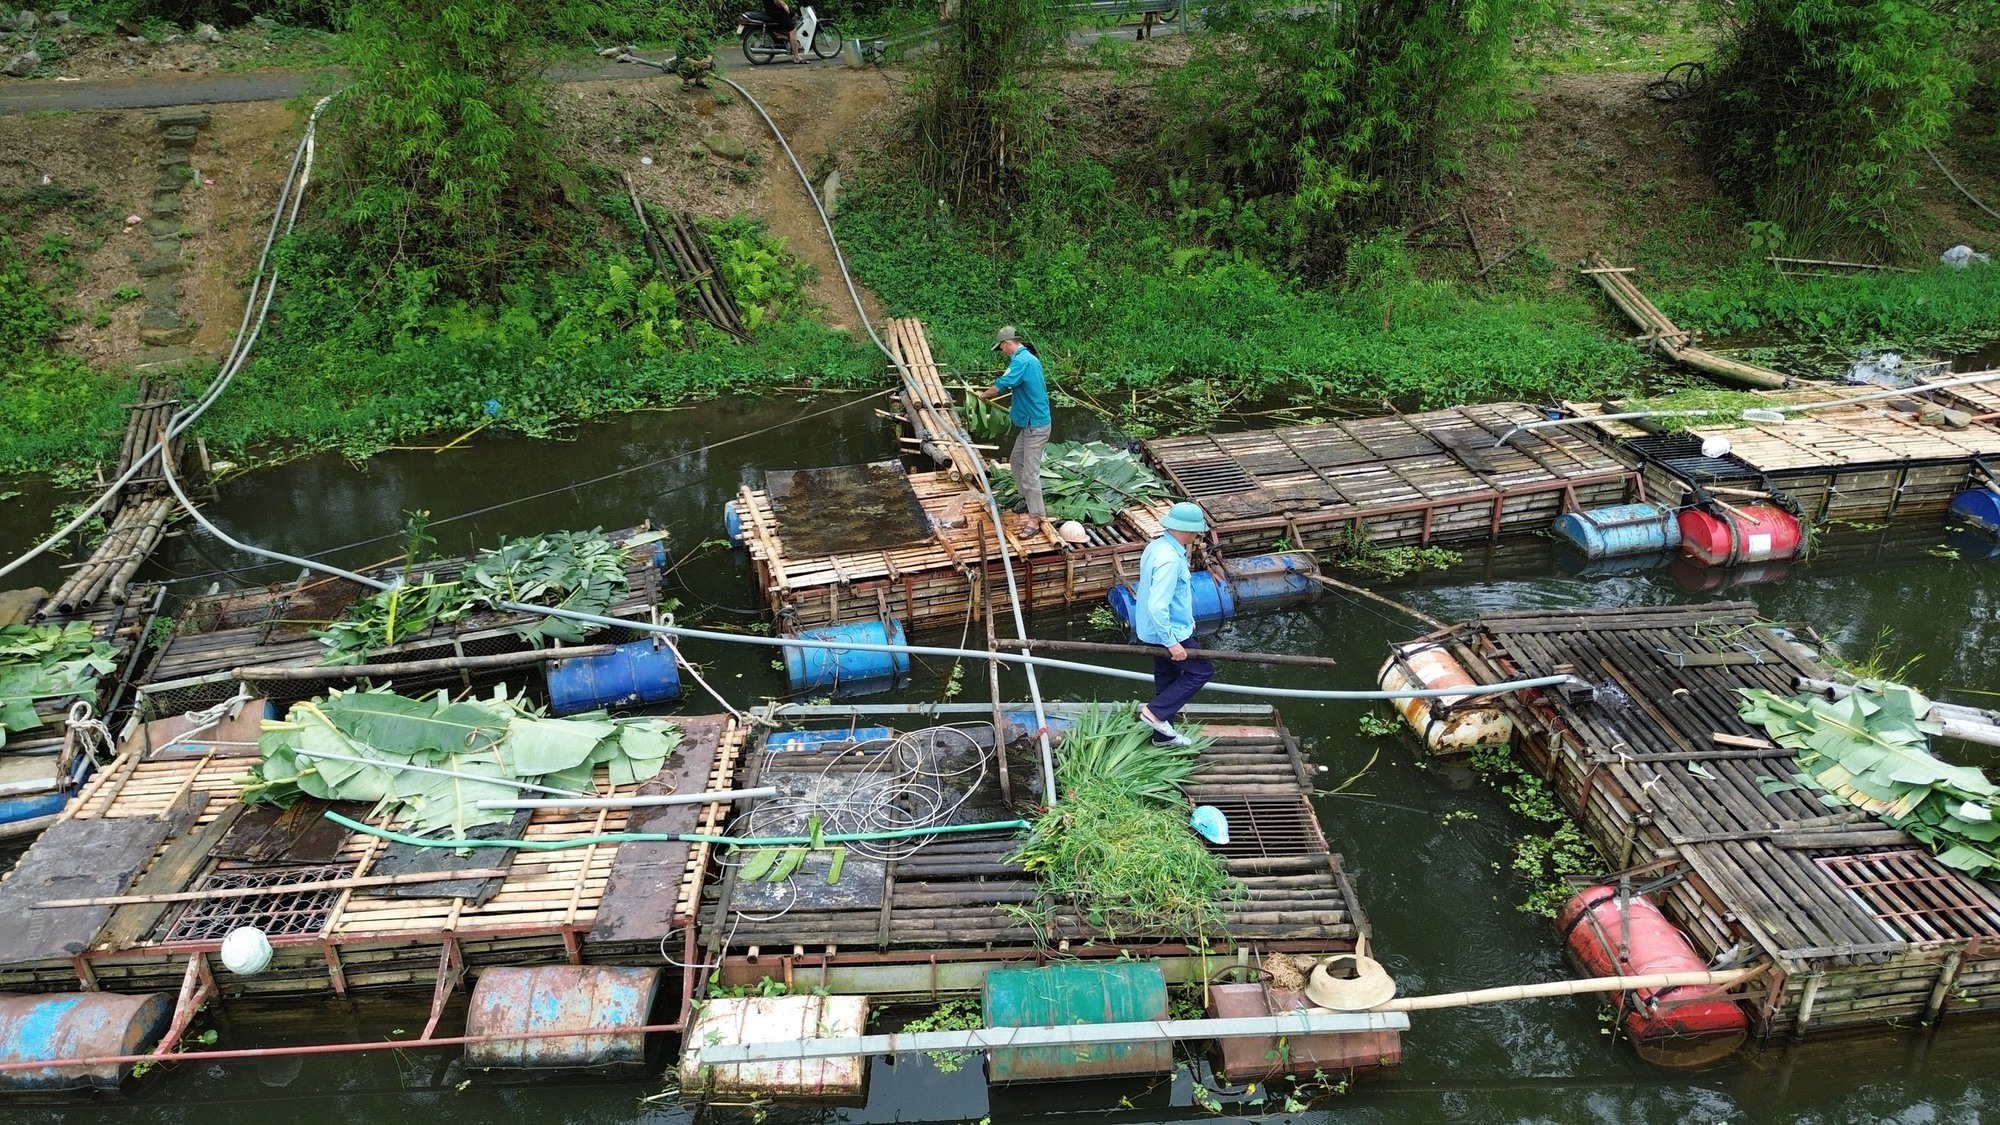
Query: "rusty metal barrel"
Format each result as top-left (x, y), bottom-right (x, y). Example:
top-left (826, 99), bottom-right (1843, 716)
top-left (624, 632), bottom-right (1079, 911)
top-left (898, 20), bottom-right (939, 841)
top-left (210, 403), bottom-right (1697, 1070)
top-left (0, 992), bottom-right (172, 1090)
top-left (463, 966), bottom-right (661, 1069)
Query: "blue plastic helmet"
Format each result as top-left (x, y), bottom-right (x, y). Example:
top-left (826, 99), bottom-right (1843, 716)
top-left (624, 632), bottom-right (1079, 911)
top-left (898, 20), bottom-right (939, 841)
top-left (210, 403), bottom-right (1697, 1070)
top-left (1190, 804), bottom-right (1230, 845)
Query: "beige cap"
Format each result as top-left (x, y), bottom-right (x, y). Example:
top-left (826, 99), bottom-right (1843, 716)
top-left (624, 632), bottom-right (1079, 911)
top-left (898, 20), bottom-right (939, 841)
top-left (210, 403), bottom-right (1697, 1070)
top-left (1304, 953), bottom-right (1397, 1011)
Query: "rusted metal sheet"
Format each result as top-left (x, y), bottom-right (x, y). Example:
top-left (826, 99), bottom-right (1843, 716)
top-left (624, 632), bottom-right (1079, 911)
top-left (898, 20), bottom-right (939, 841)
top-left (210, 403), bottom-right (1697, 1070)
top-left (0, 817), bottom-right (171, 967)
top-left (463, 966), bottom-right (661, 1069)
top-left (0, 992), bottom-right (171, 1090)
top-left (212, 798), bottom-right (365, 864)
top-left (587, 715), bottom-right (728, 944)
top-left (680, 994), bottom-right (870, 1096)
top-left (1207, 982), bottom-right (1401, 1081)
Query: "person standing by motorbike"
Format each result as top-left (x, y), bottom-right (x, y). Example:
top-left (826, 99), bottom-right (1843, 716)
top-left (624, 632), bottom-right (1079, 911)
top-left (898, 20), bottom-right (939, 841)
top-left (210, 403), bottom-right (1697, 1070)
top-left (763, 0), bottom-right (805, 62)
top-left (976, 325), bottom-right (1052, 539)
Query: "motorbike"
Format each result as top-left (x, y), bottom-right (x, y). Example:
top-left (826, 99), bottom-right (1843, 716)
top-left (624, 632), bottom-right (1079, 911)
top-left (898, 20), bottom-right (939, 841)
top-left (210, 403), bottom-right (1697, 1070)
top-left (736, 6), bottom-right (842, 65)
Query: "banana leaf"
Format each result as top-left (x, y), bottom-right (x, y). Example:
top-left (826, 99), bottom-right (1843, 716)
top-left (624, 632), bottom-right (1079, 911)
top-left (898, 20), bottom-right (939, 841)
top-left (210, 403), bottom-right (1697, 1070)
top-left (1739, 684), bottom-right (2000, 878)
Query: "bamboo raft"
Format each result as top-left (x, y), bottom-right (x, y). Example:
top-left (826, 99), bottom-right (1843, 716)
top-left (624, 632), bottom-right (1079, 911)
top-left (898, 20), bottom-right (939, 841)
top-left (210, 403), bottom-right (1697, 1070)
top-left (1142, 404), bottom-right (1641, 554)
top-left (1582, 254), bottom-right (1789, 389)
top-left (1441, 603), bottom-right (2000, 1039)
top-left (737, 469), bottom-right (1171, 632)
top-left (39, 379), bottom-right (190, 618)
top-left (698, 702), bottom-right (1374, 997)
top-left (1565, 386), bottom-right (2000, 523)
top-left (0, 709), bottom-right (745, 1025)
top-left (133, 524), bottom-right (670, 719)
top-left (886, 317), bottom-right (984, 482)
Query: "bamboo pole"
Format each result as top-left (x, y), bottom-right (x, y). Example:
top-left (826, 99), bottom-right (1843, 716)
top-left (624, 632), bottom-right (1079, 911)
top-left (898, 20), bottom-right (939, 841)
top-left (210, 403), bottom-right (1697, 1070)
top-left (992, 637), bottom-right (1340, 669)
top-left (33, 868), bottom-right (515, 909)
top-left (233, 644), bottom-right (616, 680)
top-left (1307, 574), bottom-right (1448, 630)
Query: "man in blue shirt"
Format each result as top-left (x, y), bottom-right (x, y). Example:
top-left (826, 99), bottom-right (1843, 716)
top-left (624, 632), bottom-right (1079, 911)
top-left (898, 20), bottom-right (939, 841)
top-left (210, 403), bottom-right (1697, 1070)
top-left (1133, 501), bottom-right (1216, 746)
top-left (976, 325), bottom-right (1052, 538)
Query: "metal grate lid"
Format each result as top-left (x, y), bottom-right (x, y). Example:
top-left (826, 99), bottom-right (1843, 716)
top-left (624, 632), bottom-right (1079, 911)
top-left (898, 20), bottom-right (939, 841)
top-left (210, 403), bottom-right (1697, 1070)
top-left (1623, 432), bottom-right (1757, 484)
top-left (1815, 850), bottom-right (2000, 944)
top-left (160, 863), bottom-right (355, 942)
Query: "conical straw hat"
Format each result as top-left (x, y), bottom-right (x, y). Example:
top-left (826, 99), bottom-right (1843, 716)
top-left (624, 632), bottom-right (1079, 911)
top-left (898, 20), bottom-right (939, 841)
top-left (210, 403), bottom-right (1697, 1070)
top-left (1304, 953), bottom-right (1397, 1011)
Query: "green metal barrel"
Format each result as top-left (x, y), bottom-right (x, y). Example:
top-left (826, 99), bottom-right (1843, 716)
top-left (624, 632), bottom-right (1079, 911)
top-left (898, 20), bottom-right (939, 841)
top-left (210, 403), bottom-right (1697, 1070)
top-left (982, 961), bottom-right (1171, 1083)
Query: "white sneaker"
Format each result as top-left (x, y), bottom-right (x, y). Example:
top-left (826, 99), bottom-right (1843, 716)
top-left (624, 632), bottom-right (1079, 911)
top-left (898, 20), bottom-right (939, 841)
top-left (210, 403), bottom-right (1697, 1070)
top-left (1140, 707), bottom-right (1190, 745)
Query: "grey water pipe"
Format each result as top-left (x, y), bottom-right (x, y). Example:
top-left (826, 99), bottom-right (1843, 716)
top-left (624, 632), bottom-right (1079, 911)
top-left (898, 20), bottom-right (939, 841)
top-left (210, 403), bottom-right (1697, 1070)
top-left (1493, 367), bottom-right (2000, 448)
top-left (474, 785), bottom-right (779, 811)
top-left (323, 808), bottom-right (1030, 849)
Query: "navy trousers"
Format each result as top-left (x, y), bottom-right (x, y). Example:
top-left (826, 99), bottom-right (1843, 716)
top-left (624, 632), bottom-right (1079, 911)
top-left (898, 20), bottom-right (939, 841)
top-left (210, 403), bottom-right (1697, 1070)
top-left (1148, 644), bottom-right (1216, 724)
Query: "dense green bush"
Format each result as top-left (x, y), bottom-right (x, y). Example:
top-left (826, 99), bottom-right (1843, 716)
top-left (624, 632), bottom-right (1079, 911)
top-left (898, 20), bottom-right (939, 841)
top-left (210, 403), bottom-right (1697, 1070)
top-left (1152, 0), bottom-right (1540, 278)
top-left (839, 173), bottom-right (1647, 424)
top-left (1660, 263), bottom-right (2000, 340)
top-left (1702, 0), bottom-right (1996, 246)
top-left (188, 218), bottom-right (876, 459)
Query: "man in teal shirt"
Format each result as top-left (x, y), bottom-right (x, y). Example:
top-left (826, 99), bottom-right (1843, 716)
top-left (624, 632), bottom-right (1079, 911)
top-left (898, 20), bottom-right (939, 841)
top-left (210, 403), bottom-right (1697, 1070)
top-left (1133, 501), bottom-right (1216, 746)
top-left (977, 325), bottom-right (1052, 538)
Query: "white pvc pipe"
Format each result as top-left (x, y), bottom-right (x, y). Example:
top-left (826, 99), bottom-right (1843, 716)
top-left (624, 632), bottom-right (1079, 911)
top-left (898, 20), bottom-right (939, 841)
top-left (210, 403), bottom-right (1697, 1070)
top-left (691, 1011), bottom-right (1413, 1065)
top-left (689, 968), bottom-right (1755, 1066)
top-left (475, 786), bottom-right (779, 811)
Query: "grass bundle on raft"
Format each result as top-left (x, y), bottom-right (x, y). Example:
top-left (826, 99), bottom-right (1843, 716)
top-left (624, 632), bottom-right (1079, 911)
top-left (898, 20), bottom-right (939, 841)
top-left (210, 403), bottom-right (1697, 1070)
top-left (1009, 704), bottom-right (1236, 942)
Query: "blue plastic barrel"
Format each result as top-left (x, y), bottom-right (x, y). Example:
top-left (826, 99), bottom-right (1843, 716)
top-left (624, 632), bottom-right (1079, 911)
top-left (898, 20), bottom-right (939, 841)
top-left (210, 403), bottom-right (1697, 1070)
top-left (763, 727), bottom-right (895, 752)
top-left (547, 639), bottom-right (683, 715)
top-left (1551, 502), bottom-right (1682, 559)
top-left (1948, 489), bottom-right (2000, 538)
top-left (723, 500), bottom-right (745, 546)
top-left (783, 619), bottom-right (910, 693)
top-left (1221, 551), bottom-right (1322, 611)
top-left (1108, 551), bottom-right (1323, 630)
top-left (983, 961), bottom-right (1171, 1082)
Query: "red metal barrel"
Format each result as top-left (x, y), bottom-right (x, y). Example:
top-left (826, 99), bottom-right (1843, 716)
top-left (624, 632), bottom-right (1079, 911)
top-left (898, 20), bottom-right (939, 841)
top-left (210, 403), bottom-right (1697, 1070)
top-left (1557, 887), bottom-right (1748, 1068)
top-left (1675, 504), bottom-right (1802, 566)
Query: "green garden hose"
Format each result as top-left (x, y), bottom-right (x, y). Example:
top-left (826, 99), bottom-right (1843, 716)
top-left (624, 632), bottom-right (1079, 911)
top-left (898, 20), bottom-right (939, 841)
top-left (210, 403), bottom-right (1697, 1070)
top-left (324, 809), bottom-right (1029, 851)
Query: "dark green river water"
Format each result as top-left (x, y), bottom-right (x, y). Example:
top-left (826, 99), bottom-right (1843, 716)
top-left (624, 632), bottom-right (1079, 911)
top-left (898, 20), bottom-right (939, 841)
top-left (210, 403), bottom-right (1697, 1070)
top-left (3, 393), bottom-right (1999, 1124)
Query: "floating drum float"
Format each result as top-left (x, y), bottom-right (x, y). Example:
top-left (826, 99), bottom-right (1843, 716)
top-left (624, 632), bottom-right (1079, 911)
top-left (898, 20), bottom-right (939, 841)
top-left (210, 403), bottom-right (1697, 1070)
top-left (1947, 489), bottom-right (2000, 539)
top-left (984, 961), bottom-right (1171, 1082)
top-left (782, 619), bottom-right (911, 693)
top-left (1376, 642), bottom-right (1512, 753)
top-left (0, 992), bottom-right (172, 1090)
top-left (681, 993), bottom-right (871, 1096)
top-left (1551, 502), bottom-right (1682, 559)
top-left (464, 966), bottom-right (662, 1070)
top-left (1107, 551), bottom-right (1321, 631)
top-left (1557, 887), bottom-right (1748, 1069)
top-left (1676, 504), bottom-right (1802, 566)
top-left (723, 500), bottom-right (745, 546)
top-left (547, 638), bottom-right (683, 716)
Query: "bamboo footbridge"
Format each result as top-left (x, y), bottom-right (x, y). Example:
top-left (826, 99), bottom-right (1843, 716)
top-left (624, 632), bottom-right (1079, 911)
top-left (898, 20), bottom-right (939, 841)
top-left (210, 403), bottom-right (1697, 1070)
top-left (1583, 254), bottom-right (1791, 389)
top-left (1435, 604), bottom-right (2000, 1039)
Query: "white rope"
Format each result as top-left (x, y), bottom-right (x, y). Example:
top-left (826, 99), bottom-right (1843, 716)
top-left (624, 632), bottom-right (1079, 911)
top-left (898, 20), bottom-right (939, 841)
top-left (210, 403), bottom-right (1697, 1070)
top-left (63, 700), bottom-right (116, 768)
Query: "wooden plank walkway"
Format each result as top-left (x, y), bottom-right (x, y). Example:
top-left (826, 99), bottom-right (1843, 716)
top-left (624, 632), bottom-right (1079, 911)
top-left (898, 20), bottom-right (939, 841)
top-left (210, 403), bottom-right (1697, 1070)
top-left (1143, 403), bottom-right (1639, 553)
top-left (738, 469), bottom-right (1170, 631)
top-left (698, 704), bottom-right (1373, 996)
top-left (0, 708), bottom-right (741, 998)
top-left (1450, 603), bottom-right (2000, 1038)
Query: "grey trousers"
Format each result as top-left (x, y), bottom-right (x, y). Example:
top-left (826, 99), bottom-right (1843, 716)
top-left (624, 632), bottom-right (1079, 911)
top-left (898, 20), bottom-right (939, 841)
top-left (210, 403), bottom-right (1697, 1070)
top-left (1010, 424), bottom-right (1052, 519)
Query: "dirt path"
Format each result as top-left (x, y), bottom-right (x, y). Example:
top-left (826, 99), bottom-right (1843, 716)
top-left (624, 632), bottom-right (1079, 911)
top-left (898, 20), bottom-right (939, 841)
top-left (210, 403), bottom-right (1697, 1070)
top-left (724, 63), bottom-right (896, 332)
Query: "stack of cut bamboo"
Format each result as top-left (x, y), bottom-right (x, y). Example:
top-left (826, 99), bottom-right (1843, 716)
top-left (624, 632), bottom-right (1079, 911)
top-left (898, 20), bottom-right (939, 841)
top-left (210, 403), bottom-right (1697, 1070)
top-left (886, 317), bottom-right (983, 481)
top-left (41, 494), bottom-right (177, 616)
top-left (1583, 253), bottom-right (1787, 390)
top-left (624, 174), bottom-right (748, 340)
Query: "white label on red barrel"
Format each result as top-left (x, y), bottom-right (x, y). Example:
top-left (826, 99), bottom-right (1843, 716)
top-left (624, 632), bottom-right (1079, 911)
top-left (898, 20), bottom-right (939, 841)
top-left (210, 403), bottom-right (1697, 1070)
top-left (1748, 533), bottom-right (1772, 556)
